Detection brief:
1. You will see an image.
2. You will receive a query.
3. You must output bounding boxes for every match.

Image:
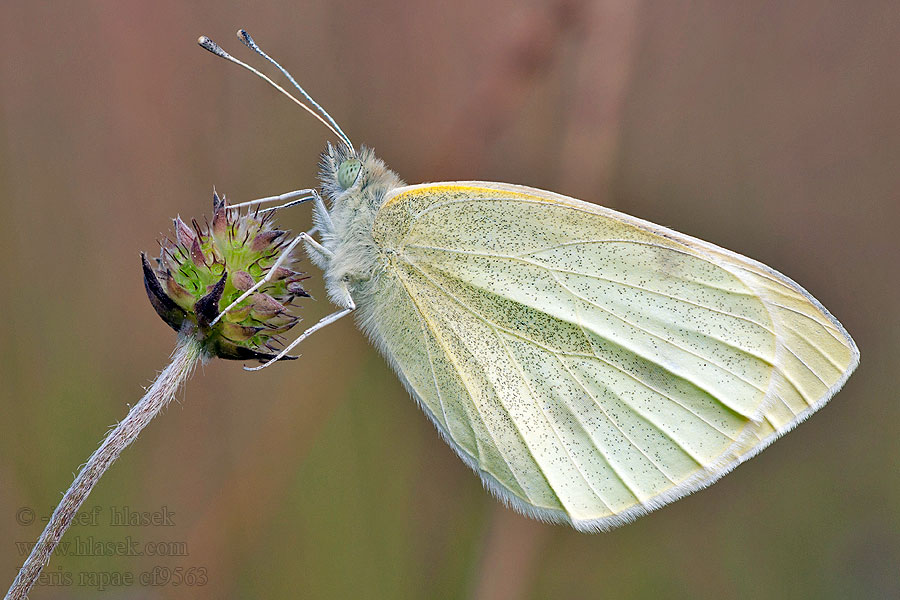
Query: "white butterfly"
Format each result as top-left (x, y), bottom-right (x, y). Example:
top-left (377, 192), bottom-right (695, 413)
top-left (201, 32), bottom-right (859, 532)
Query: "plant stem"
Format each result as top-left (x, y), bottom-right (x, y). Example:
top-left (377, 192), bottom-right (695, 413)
top-left (5, 335), bottom-right (203, 600)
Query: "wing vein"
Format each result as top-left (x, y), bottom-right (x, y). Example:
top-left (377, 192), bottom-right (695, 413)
top-left (404, 259), bottom-right (741, 440)
top-left (767, 301), bottom-right (848, 347)
top-left (410, 288), bottom-right (458, 446)
top-left (393, 266), bottom-right (535, 502)
top-left (564, 298), bottom-right (703, 473)
top-left (779, 322), bottom-right (847, 374)
top-left (406, 243), bottom-right (776, 337)
top-left (494, 330), bottom-right (618, 511)
top-left (563, 354), bottom-right (707, 470)
top-left (549, 270), bottom-right (770, 393)
top-left (551, 337), bottom-right (683, 484)
top-left (782, 344), bottom-right (829, 388)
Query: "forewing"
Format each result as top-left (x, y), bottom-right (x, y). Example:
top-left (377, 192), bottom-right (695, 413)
top-left (367, 182), bottom-right (858, 531)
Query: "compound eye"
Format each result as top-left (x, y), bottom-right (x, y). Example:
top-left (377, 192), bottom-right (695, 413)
top-left (337, 158), bottom-right (362, 189)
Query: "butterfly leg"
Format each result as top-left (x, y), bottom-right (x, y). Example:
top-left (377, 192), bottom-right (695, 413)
top-left (226, 188), bottom-right (318, 213)
top-left (210, 231), bottom-right (315, 326)
top-left (244, 303), bottom-right (355, 371)
top-left (300, 231), bottom-right (333, 262)
top-left (229, 187), bottom-right (337, 236)
top-left (310, 188), bottom-right (336, 235)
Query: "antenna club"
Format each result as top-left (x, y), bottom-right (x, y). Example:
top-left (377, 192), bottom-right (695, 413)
top-left (198, 36), bottom-right (225, 56)
top-left (237, 29), bottom-right (261, 53)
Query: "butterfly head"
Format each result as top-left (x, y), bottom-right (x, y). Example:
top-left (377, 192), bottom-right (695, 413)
top-left (318, 143), bottom-right (405, 210)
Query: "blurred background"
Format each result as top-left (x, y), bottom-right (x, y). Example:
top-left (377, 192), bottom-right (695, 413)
top-left (1, 1), bottom-right (898, 598)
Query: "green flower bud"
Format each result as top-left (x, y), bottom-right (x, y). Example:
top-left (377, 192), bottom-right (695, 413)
top-left (142, 192), bottom-right (309, 362)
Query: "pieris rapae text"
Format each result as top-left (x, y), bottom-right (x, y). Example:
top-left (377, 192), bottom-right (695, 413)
top-left (199, 31), bottom-right (858, 532)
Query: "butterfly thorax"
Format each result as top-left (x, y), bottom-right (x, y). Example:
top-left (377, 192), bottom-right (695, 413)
top-left (310, 145), bottom-right (405, 307)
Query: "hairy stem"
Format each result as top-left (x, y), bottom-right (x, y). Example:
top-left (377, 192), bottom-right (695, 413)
top-left (5, 335), bottom-right (203, 600)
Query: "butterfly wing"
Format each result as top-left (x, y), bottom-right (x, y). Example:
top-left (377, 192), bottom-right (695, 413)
top-left (361, 181), bottom-right (858, 531)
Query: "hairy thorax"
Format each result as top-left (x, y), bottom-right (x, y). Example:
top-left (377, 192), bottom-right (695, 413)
top-left (308, 146), bottom-right (405, 308)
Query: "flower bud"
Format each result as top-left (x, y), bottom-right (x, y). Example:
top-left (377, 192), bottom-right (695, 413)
top-left (142, 192), bottom-right (309, 362)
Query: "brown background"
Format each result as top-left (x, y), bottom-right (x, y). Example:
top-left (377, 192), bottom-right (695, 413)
top-left (1, 1), bottom-right (898, 598)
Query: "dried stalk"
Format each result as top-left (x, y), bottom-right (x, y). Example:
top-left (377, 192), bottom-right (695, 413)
top-left (5, 336), bottom-right (203, 600)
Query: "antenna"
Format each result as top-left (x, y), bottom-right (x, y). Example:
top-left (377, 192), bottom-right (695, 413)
top-left (198, 34), bottom-right (355, 154)
top-left (237, 30), bottom-right (354, 154)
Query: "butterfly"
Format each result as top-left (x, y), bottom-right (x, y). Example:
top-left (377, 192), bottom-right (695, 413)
top-left (199, 31), bottom-right (858, 532)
